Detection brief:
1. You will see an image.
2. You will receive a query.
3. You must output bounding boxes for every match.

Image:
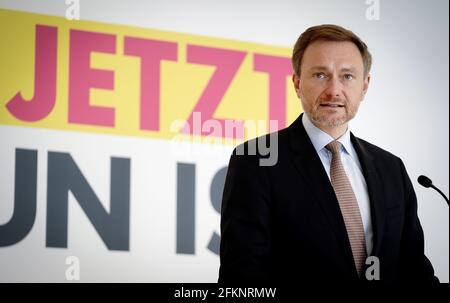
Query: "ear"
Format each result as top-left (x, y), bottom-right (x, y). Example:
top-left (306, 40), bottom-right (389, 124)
top-left (362, 74), bottom-right (370, 97)
top-left (292, 74), bottom-right (301, 98)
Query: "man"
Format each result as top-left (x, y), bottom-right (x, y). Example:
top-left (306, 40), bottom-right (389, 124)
top-left (218, 24), bottom-right (438, 284)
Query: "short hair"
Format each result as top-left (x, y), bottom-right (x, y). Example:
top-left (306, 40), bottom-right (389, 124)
top-left (292, 24), bottom-right (372, 77)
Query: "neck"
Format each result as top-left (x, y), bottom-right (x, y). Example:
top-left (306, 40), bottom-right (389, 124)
top-left (316, 123), bottom-right (348, 139)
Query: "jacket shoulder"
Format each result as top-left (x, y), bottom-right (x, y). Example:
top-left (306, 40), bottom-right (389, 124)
top-left (355, 137), bottom-right (402, 162)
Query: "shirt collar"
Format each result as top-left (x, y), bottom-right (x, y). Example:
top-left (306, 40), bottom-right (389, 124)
top-left (302, 113), bottom-right (356, 158)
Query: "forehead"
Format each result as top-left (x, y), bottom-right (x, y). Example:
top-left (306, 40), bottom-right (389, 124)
top-left (301, 40), bottom-right (364, 72)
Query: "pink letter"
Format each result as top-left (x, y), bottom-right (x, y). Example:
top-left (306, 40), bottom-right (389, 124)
top-left (6, 25), bottom-right (57, 122)
top-left (124, 37), bottom-right (177, 131)
top-left (68, 30), bottom-right (115, 127)
top-left (185, 45), bottom-right (246, 139)
top-left (254, 54), bottom-right (292, 130)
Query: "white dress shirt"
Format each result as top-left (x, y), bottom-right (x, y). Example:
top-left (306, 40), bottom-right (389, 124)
top-left (302, 113), bottom-right (373, 255)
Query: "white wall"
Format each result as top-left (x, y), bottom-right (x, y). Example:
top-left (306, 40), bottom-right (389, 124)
top-left (0, 0), bottom-right (448, 282)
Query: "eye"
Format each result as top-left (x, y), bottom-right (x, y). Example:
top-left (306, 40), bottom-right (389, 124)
top-left (343, 74), bottom-right (354, 80)
top-left (314, 72), bottom-right (326, 80)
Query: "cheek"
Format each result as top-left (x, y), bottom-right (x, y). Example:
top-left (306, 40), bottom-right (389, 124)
top-left (347, 99), bottom-right (363, 113)
top-left (300, 84), bottom-right (321, 100)
top-left (345, 86), bottom-right (365, 102)
top-left (348, 82), bottom-right (365, 97)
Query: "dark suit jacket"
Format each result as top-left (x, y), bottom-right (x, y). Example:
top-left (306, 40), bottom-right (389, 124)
top-left (219, 113), bottom-right (438, 284)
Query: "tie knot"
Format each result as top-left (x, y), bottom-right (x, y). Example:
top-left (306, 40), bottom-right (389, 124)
top-left (326, 140), bottom-right (342, 155)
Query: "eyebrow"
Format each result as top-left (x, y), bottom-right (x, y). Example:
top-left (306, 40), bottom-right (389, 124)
top-left (309, 66), bottom-right (357, 73)
top-left (340, 67), bottom-right (357, 73)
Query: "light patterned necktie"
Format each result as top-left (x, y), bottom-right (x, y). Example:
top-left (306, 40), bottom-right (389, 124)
top-left (326, 140), bottom-right (367, 276)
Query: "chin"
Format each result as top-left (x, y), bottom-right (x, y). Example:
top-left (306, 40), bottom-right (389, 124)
top-left (312, 114), bottom-right (348, 128)
top-left (321, 120), bottom-right (346, 128)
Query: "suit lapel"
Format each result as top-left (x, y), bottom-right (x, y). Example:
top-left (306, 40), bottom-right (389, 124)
top-left (350, 134), bottom-right (387, 256)
top-left (288, 114), bottom-right (356, 275)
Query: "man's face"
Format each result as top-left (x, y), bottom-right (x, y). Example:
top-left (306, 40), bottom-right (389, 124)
top-left (293, 40), bottom-right (370, 132)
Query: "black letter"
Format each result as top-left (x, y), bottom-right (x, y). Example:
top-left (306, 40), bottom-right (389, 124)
top-left (207, 166), bottom-right (227, 255)
top-left (0, 149), bottom-right (37, 246)
top-left (46, 152), bottom-right (130, 250)
top-left (176, 162), bottom-right (196, 254)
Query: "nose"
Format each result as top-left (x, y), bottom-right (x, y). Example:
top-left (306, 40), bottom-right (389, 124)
top-left (323, 77), bottom-right (342, 99)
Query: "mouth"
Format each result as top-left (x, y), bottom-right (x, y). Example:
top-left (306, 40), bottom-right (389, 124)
top-left (319, 103), bottom-right (345, 108)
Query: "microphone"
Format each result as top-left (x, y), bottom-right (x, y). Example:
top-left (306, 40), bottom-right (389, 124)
top-left (417, 175), bottom-right (449, 206)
